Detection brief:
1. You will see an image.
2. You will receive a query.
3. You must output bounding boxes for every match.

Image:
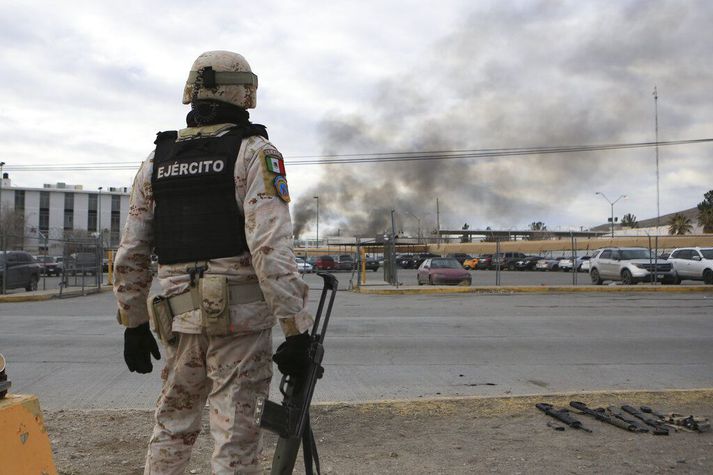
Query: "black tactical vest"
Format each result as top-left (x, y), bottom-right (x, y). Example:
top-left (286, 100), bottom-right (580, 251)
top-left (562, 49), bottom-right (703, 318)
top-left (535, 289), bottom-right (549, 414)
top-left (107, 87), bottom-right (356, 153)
top-left (151, 124), bottom-right (268, 265)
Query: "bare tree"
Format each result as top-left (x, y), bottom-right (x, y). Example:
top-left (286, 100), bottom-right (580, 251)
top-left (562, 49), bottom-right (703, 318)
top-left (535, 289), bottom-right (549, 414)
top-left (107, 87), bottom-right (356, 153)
top-left (0, 207), bottom-right (25, 250)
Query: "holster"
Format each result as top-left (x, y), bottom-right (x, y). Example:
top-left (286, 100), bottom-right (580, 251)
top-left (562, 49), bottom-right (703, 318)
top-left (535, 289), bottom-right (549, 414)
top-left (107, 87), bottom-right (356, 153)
top-left (200, 275), bottom-right (231, 336)
top-left (147, 294), bottom-right (177, 345)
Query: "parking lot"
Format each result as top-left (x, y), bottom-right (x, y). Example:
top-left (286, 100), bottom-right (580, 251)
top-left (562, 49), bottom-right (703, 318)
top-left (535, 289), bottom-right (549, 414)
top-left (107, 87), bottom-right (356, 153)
top-left (304, 267), bottom-right (707, 289)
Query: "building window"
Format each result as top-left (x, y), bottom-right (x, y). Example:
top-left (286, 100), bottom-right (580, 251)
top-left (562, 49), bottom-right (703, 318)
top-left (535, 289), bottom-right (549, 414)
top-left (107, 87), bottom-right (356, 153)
top-left (87, 194), bottom-right (97, 232)
top-left (39, 191), bottom-right (49, 234)
top-left (14, 190), bottom-right (25, 212)
top-left (64, 192), bottom-right (74, 230)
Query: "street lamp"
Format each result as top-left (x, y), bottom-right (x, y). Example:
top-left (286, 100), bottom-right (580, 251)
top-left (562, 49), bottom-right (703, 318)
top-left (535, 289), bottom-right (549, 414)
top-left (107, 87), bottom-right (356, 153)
top-left (1, 162), bottom-right (6, 295)
top-left (313, 196), bottom-right (319, 248)
top-left (97, 187), bottom-right (103, 239)
top-left (595, 192), bottom-right (627, 238)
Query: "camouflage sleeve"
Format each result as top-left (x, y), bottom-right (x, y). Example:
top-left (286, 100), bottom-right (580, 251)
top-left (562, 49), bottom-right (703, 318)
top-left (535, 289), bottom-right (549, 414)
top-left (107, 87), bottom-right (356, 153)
top-left (242, 141), bottom-right (313, 337)
top-left (113, 155), bottom-right (155, 328)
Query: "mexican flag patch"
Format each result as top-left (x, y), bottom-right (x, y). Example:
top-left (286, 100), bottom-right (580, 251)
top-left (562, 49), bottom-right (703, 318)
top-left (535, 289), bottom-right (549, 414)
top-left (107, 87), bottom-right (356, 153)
top-left (265, 154), bottom-right (286, 175)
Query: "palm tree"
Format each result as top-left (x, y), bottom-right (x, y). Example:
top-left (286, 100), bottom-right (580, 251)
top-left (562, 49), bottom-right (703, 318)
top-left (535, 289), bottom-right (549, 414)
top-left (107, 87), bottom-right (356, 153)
top-left (621, 213), bottom-right (638, 228)
top-left (668, 213), bottom-right (693, 235)
top-left (698, 190), bottom-right (713, 233)
top-left (530, 221), bottom-right (546, 231)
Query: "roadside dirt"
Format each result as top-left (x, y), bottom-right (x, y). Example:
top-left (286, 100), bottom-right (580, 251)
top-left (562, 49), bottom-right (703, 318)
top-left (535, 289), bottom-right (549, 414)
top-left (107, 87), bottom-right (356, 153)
top-left (45, 391), bottom-right (713, 474)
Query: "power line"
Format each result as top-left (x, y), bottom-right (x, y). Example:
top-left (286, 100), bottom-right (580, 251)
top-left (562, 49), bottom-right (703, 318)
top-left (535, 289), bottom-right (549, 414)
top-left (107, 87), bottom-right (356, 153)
top-left (5, 137), bottom-right (712, 171)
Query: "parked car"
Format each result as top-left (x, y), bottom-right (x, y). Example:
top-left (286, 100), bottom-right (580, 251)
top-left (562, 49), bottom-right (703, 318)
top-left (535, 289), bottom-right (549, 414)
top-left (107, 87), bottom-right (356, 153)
top-left (447, 253), bottom-right (472, 264)
top-left (588, 247), bottom-right (675, 285)
top-left (363, 257), bottom-right (380, 272)
top-left (0, 251), bottom-right (41, 292)
top-left (35, 255), bottom-right (63, 276)
top-left (535, 257), bottom-right (564, 271)
top-left (314, 255), bottom-right (336, 271)
top-left (417, 257), bottom-right (471, 286)
top-left (462, 257), bottom-right (480, 270)
top-left (513, 256), bottom-right (545, 271)
top-left (414, 253), bottom-right (440, 268)
top-left (558, 256), bottom-right (585, 272)
top-left (491, 252), bottom-right (527, 270)
top-left (334, 254), bottom-right (355, 271)
top-left (305, 256), bottom-right (318, 269)
top-left (295, 257), bottom-right (313, 273)
top-left (65, 252), bottom-right (100, 276)
top-left (475, 254), bottom-right (493, 270)
top-left (396, 254), bottom-right (418, 269)
top-left (578, 255), bottom-right (592, 272)
top-left (667, 247), bottom-right (713, 284)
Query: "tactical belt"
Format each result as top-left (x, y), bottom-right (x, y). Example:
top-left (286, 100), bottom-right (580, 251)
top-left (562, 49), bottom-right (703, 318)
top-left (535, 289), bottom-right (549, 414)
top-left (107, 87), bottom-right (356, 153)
top-left (168, 282), bottom-right (264, 315)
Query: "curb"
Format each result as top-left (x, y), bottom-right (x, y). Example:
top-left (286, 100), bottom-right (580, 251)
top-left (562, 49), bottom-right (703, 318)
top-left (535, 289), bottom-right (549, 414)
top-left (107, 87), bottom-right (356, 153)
top-left (314, 388), bottom-right (713, 417)
top-left (354, 285), bottom-right (713, 295)
top-left (0, 285), bottom-right (113, 303)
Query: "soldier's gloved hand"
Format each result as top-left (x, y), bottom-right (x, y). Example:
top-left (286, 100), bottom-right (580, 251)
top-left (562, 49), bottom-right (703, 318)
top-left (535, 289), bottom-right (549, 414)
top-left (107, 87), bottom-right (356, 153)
top-left (272, 332), bottom-right (311, 376)
top-left (124, 322), bottom-right (161, 374)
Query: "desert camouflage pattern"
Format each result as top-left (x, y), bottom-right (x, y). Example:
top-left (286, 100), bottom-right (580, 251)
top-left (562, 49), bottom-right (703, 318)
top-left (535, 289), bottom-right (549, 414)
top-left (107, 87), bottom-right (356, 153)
top-left (113, 129), bottom-right (313, 337)
top-left (182, 50), bottom-right (257, 109)
top-left (144, 330), bottom-right (272, 474)
top-left (114, 125), bottom-right (312, 472)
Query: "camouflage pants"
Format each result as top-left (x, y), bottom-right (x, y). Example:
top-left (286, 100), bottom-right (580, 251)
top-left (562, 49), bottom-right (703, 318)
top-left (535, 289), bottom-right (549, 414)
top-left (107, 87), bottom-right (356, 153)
top-left (144, 329), bottom-right (273, 475)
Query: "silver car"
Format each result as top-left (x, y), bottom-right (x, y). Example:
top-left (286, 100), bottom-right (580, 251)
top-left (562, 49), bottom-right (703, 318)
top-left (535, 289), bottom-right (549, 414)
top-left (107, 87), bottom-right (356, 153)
top-left (667, 247), bottom-right (713, 284)
top-left (589, 247), bottom-right (675, 285)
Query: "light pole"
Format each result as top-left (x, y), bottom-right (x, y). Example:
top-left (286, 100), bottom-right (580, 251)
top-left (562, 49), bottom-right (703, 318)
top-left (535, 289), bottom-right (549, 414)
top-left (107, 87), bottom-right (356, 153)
top-left (313, 196), bottom-right (319, 248)
top-left (1, 161), bottom-right (6, 295)
top-left (595, 192), bottom-right (627, 238)
top-left (97, 187), bottom-right (103, 242)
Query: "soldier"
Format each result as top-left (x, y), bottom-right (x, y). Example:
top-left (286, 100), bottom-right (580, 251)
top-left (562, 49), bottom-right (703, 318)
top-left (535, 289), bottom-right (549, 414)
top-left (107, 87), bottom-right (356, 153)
top-left (113, 50), bottom-right (313, 474)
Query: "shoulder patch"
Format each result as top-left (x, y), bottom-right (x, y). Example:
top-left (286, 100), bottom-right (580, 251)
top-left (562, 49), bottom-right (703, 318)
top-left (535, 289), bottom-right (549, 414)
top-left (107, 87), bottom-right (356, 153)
top-left (273, 175), bottom-right (290, 203)
top-left (263, 148), bottom-right (286, 176)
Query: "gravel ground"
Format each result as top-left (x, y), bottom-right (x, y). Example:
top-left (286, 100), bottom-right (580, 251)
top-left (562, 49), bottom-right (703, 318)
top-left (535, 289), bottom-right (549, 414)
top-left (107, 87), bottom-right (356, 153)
top-left (45, 391), bottom-right (713, 474)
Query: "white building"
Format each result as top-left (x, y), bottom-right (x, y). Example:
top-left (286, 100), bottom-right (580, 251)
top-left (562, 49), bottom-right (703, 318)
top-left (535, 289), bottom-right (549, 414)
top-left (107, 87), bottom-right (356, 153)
top-left (0, 174), bottom-right (130, 255)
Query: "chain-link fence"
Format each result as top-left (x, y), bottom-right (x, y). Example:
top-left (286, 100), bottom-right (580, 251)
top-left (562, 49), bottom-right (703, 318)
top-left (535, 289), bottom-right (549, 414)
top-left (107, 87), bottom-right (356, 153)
top-left (0, 230), bottom-right (109, 295)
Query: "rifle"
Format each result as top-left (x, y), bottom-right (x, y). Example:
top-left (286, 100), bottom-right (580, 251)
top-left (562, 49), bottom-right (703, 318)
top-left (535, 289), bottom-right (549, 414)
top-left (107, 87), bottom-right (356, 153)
top-left (536, 403), bottom-right (592, 433)
top-left (606, 406), bottom-right (650, 433)
top-left (569, 401), bottom-right (640, 432)
top-left (255, 272), bottom-right (338, 475)
top-left (621, 405), bottom-right (669, 435)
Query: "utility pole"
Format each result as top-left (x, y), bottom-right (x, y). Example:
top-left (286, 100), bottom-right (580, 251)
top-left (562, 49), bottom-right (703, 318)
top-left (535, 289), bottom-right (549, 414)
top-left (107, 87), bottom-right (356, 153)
top-left (313, 195), bottom-right (319, 248)
top-left (436, 197), bottom-right (440, 243)
top-left (1, 161), bottom-right (6, 295)
top-left (653, 86), bottom-right (660, 234)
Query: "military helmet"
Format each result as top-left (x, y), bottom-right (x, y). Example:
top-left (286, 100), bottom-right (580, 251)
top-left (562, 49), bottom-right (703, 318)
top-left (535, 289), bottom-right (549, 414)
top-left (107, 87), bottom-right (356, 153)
top-left (182, 50), bottom-right (258, 109)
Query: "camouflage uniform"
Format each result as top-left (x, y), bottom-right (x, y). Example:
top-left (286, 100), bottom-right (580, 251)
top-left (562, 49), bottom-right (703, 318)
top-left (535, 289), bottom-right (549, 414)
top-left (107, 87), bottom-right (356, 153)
top-left (114, 125), bottom-right (312, 473)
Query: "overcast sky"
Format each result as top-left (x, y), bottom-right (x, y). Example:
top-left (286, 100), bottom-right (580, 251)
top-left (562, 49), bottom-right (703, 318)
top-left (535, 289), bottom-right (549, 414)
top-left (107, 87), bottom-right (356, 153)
top-left (2, 0), bottom-right (712, 237)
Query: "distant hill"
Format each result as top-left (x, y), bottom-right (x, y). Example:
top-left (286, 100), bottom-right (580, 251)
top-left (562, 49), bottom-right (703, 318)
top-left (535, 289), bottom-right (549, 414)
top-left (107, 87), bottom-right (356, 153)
top-left (591, 207), bottom-right (700, 232)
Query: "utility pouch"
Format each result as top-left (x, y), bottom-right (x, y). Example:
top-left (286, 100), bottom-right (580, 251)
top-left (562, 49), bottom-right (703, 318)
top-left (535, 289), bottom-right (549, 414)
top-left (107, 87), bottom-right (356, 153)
top-left (147, 294), bottom-right (177, 345)
top-left (200, 275), bottom-right (231, 336)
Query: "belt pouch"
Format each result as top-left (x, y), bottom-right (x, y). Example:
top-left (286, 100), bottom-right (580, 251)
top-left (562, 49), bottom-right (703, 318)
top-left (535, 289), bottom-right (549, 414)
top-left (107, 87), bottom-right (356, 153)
top-left (200, 275), bottom-right (231, 336)
top-left (147, 294), bottom-right (176, 345)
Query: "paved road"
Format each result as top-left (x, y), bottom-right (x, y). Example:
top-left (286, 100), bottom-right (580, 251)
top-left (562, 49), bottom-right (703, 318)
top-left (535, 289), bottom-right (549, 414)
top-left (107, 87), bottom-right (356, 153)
top-left (1, 283), bottom-right (712, 409)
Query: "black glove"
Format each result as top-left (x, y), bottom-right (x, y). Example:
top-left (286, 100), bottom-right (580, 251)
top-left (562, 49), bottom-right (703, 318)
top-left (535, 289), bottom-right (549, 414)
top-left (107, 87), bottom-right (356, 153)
top-left (272, 332), bottom-right (311, 376)
top-left (124, 322), bottom-right (161, 374)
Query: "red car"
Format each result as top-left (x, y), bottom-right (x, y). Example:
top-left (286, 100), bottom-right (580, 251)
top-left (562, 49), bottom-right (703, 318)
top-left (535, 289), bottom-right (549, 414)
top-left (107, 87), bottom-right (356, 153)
top-left (314, 255), bottom-right (336, 271)
top-left (417, 257), bottom-right (472, 286)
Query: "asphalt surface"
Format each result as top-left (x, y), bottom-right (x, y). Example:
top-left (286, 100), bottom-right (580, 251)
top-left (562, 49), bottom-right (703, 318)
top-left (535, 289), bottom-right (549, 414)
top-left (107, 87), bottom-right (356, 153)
top-left (1, 273), bottom-right (712, 410)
